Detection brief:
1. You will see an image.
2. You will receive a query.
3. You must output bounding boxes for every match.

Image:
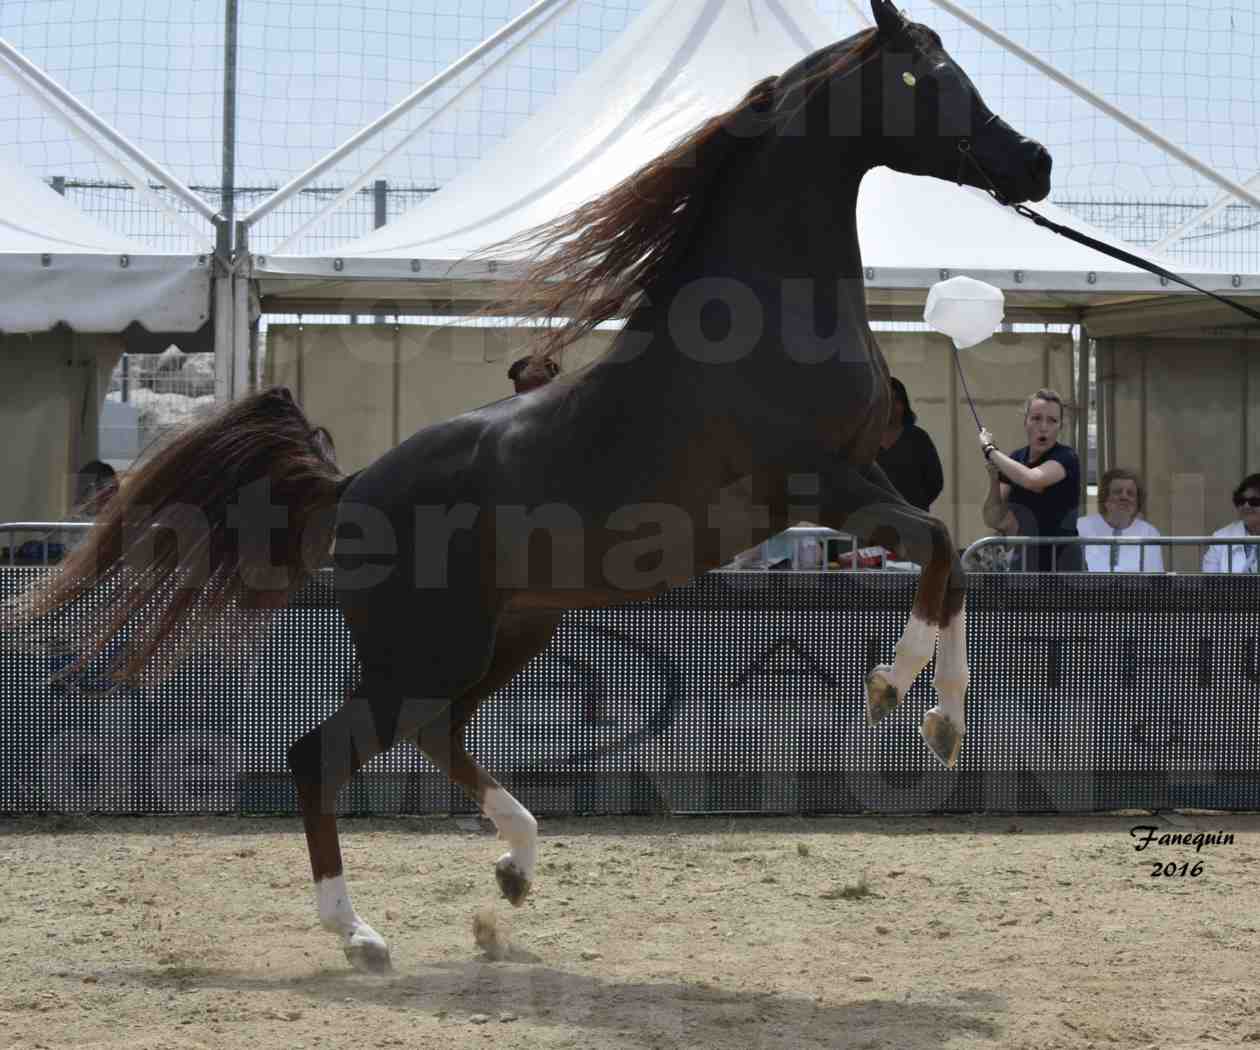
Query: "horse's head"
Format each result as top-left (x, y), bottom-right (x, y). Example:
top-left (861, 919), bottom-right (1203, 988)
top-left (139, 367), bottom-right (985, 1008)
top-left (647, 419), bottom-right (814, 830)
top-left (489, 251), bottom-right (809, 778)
top-left (869, 0), bottom-right (1050, 202)
top-left (779, 0), bottom-right (1051, 204)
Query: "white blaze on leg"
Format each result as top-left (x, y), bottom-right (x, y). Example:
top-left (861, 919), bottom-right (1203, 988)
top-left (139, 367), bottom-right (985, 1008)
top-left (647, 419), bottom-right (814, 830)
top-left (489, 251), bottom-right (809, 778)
top-left (316, 874), bottom-right (386, 952)
top-left (931, 606), bottom-right (969, 727)
top-left (482, 785), bottom-right (538, 882)
top-left (888, 613), bottom-right (937, 696)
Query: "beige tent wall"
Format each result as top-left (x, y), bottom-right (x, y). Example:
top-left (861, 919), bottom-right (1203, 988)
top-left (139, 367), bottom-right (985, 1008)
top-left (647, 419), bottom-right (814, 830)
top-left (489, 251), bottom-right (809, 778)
top-left (1099, 337), bottom-right (1259, 572)
top-left (264, 324), bottom-right (614, 472)
top-left (878, 330), bottom-right (1076, 551)
top-left (265, 323), bottom-right (1074, 553)
top-left (0, 331), bottom-right (124, 523)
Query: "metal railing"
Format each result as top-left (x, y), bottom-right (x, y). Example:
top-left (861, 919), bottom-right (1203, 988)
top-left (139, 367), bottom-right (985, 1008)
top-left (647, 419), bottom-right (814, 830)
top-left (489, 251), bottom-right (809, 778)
top-left (0, 523), bottom-right (93, 566)
top-left (2, 521), bottom-right (896, 575)
top-left (962, 533), bottom-right (1260, 573)
top-left (716, 526), bottom-right (895, 573)
top-left (7, 521), bottom-right (1256, 574)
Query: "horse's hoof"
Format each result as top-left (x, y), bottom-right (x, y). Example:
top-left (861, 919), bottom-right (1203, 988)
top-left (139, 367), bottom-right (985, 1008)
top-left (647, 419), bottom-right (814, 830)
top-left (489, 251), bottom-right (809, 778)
top-left (495, 853), bottom-right (532, 907)
top-left (919, 709), bottom-right (964, 769)
top-left (343, 937), bottom-right (392, 975)
top-left (865, 665), bottom-right (900, 725)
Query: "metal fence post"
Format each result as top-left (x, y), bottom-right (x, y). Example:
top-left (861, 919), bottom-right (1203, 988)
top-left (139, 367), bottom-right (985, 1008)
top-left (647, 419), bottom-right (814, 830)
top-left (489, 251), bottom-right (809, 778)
top-left (220, 0), bottom-right (238, 260)
top-left (374, 179), bottom-right (388, 323)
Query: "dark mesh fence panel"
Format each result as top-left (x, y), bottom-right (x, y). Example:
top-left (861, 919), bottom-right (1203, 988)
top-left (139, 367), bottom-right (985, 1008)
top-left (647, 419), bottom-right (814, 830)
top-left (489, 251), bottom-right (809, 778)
top-left (3, 569), bottom-right (1259, 815)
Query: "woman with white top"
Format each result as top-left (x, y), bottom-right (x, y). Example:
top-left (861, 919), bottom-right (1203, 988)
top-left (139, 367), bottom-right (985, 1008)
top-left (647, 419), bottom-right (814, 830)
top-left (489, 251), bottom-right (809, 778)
top-left (1202, 473), bottom-right (1260, 573)
top-left (1076, 467), bottom-right (1163, 572)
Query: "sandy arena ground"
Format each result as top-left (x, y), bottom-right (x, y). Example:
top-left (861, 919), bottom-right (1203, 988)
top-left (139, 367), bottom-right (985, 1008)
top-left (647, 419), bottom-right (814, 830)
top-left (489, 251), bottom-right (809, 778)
top-left (1, 812), bottom-right (1257, 1050)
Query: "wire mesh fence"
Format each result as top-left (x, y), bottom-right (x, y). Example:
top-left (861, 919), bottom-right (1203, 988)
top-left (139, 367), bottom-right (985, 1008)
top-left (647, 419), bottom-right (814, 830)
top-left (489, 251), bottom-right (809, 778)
top-left (100, 349), bottom-right (217, 466)
top-left (49, 177), bottom-right (1260, 271)
top-left (2, 1), bottom-right (1257, 266)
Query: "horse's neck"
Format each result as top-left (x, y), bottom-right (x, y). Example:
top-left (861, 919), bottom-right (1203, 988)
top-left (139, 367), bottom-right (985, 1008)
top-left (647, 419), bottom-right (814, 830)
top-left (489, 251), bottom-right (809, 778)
top-left (585, 151), bottom-right (885, 467)
top-left (685, 146), bottom-right (868, 282)
top-left (601, 147), bottom-right (874, 377)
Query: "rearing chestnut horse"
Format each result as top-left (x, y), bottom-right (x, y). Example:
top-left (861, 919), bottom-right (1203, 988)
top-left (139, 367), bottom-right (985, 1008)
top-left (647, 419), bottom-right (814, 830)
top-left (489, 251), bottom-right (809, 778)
top-left (14, 0), bottom-right (1050, 973)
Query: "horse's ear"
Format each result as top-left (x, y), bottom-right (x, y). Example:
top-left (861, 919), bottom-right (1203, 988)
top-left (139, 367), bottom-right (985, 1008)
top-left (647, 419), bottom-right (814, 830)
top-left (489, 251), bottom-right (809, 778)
top-left (871, 0), bottom-right (904, 36)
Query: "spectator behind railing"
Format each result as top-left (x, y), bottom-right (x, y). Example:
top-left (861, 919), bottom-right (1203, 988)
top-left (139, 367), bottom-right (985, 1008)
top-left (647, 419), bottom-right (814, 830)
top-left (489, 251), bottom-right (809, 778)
top-left (72, 460), bottom-right (118, 518)
top-left (0, 462), bottom-right (117, 565)
top-left (876, 376), bottom-right (944, 513)
top-left (507, 356), bottom-right (560, 395)
top-left (979, 388), bottom-right (1082, 572)
top-left (1076, 467), bottom-right (1163, 572)
top-left (1202, 472), bottom-right (1260, 573)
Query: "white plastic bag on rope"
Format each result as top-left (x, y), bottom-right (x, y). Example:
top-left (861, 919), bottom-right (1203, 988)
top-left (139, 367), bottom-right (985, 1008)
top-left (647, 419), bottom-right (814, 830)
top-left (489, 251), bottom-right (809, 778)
top-left (923, 275), bottom-right (1005, 349)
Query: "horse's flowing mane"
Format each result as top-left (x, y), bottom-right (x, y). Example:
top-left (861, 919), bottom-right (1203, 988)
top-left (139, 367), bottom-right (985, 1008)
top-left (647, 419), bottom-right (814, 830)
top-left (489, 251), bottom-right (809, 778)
top-left (488, 29), bottom-right (880, 368)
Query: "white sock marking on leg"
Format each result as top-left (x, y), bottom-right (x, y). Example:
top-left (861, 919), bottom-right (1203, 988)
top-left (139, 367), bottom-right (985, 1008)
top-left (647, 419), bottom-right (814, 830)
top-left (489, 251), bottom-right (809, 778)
top-left (888, 613), bottom-right (937, 696)
top-left (315, 874), bottom-right (385, 950)
top-left (482, 786), bottom-right (538, 881)
top-left (931, 606), bottom-right (969, 727)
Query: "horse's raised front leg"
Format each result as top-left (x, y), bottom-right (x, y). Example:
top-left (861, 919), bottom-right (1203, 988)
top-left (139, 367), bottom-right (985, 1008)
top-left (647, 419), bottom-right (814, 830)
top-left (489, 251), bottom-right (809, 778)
top-left (814, 463), bottom-right (968, 765)
top-left (419, 610), bottom-right (562, 906)
top-left (286, 685), bottom-right (454, 973)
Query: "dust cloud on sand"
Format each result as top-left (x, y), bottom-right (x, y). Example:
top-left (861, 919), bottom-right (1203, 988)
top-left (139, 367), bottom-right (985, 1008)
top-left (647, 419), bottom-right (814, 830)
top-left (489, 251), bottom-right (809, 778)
top-left (2, 813), bottom-right (1256, 1050)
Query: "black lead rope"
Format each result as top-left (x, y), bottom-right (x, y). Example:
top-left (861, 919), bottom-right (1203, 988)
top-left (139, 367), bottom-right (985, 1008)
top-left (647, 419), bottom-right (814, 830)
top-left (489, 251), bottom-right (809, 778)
top-left (1008, 203), bottom-right (1260, 325)
top-left (951, 343), bottom-right (985, 432)
top-left (947, 139), bottom-right (1260, 437)
top-left (956, 140), bottom-right (1260, 325)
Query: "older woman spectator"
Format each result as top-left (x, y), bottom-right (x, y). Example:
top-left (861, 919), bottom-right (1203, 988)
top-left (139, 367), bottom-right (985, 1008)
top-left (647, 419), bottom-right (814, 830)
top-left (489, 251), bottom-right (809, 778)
top-left (1076, 467), bottom-right (1163, 572)
top-left (1202, 472), bottom-right (1260, 573)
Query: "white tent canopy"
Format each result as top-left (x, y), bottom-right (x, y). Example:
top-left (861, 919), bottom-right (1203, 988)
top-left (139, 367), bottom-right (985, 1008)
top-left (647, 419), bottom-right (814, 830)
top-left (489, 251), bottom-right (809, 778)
top-left (0, 149), bottom-right (211, 334)
top-left (254, 0), bottom-right (1258, 335)
top-left (333, 0), bottom-right (833, 262)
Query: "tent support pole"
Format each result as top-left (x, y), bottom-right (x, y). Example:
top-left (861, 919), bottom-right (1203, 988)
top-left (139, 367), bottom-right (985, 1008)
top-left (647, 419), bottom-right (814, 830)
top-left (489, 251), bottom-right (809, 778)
top-left (1077, 322), bottom-right (1090, 508)
top-left (1152, 169), bottom-right (1260, 253)
top-left (0, 44), bottom-right (211, 242)
top-left (266, 0), bottom-right (580, 256)
top-left (219, 0), bottom-right (239, 257)
top-left (0, 39), bottom-right (218, 225)
top-left (239, 0), bottom-right (577, 233)
top-left (232, 223), bottom-right (252, 398)
top-left (213, 256), bottom-right (235, 403)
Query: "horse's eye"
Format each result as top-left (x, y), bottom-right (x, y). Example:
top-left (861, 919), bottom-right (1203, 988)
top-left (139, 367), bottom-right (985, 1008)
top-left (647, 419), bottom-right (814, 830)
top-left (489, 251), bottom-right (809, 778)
top-left (902, 72), bottom-right (917, 87)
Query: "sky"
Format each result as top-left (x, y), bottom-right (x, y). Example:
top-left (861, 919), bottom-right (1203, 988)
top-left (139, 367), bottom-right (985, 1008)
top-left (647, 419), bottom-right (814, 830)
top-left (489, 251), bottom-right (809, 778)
top-left (0, 0), bottom-right (1257, 261)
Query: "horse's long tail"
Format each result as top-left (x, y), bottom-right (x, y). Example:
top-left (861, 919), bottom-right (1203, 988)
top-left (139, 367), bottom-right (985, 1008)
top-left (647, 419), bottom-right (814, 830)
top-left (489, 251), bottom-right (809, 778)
top-left (7, 386), bottom-right (344, 682)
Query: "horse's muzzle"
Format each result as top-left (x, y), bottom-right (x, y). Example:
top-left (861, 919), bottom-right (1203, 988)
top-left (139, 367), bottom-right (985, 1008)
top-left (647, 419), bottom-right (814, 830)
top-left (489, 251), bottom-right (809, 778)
top-left (1023, 142), bottom-right (1052, 202)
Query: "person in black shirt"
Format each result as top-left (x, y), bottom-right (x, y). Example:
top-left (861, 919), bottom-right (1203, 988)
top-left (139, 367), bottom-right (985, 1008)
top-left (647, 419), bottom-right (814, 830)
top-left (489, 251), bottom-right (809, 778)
top-left (876, 376), bottom-right (944, 512)
top-left (979, 388), bottom-right (1081, 571)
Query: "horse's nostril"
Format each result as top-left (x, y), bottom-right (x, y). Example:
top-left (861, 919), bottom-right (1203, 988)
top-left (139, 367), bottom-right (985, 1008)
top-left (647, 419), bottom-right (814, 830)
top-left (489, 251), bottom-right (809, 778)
top-left (1030, 146), bottom-right (1052, 179)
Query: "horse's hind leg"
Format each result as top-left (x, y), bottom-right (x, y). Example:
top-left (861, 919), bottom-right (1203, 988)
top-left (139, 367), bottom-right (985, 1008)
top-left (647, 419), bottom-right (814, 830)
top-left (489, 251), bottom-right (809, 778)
top-left (862, 467), bottom-right (969, 767)
top-left (816, 463), bottom-right (968, 765)
top-left (416, 610), bottom-right (562, 907)
top-left (286, 650), bottom-right (489, 972)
